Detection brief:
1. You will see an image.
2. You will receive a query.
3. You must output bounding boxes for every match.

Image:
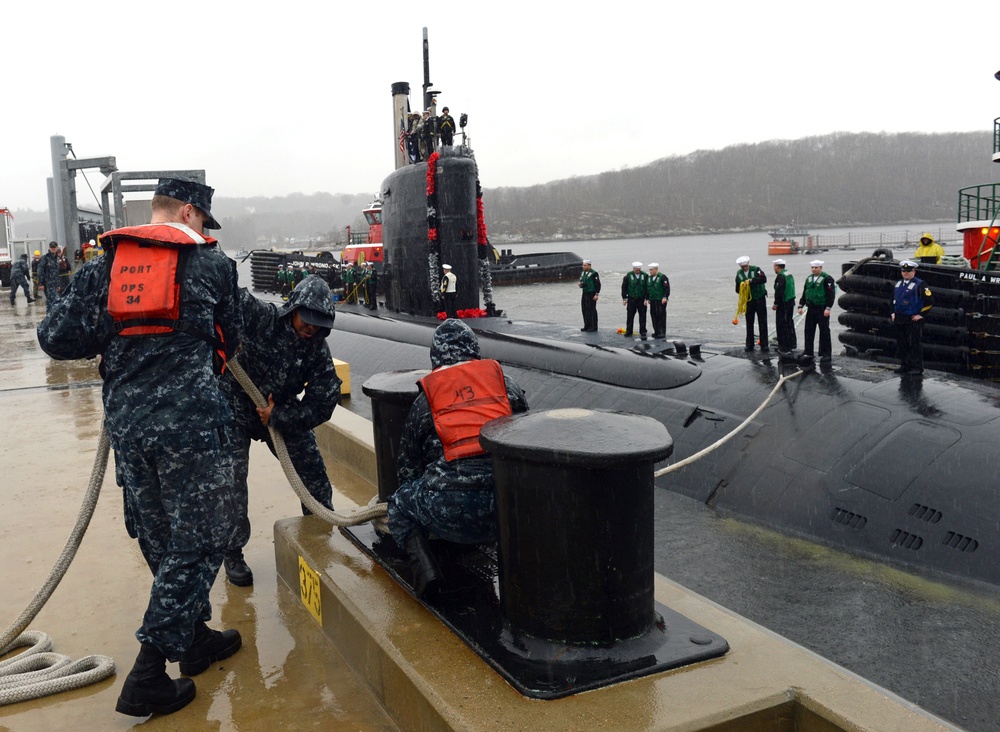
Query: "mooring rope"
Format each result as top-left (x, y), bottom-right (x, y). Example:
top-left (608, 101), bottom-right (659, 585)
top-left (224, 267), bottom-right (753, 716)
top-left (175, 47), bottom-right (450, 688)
top-left (654, 368), bottom-right (805, 478)
top-left (0, 426), bottom-right (117, 706)
top-left (227, 357), bottom-right (387, 526)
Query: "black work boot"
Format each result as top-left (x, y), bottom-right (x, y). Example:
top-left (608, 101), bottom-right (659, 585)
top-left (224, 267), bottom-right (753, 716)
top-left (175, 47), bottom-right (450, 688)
top-left (178, 622), bottom-right (243, 676)
top-left (224, 550), bottom-right (254, 587)
top-left (404, 530), bottom-right (444, 600)
top-left (115, 643), bottom-right (195, 716)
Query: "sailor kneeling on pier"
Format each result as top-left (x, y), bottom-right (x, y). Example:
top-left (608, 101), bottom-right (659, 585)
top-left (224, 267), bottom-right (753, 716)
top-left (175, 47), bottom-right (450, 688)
top-left (387, 319), bottom-right (529, 598)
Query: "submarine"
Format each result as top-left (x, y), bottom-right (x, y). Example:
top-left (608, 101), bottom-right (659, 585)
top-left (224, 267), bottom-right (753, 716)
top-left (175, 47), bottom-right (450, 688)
top-left (247, 45), bottom-right (1000, 590)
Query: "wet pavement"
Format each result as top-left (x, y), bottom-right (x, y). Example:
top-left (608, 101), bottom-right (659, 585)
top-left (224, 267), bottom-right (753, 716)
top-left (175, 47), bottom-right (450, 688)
top-left (0, 296), bottom-right (398, 731)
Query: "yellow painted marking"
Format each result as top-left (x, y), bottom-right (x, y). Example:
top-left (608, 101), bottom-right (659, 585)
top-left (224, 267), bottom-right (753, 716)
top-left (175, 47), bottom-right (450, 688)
top-left (298, 555), bottom-right (322, 626)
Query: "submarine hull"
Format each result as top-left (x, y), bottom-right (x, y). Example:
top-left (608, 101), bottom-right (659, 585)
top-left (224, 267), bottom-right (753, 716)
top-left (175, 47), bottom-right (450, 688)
top-left (332, 311), bottom-right (1000, 588)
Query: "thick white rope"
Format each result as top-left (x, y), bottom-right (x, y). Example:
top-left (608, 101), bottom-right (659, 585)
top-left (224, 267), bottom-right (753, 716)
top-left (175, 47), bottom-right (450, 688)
top-left (654, 368), bottom-right (805, 478)
top-left (227, 357), bottom-right (387, 526)
top-left (0, 426), bottom-right (117, 706)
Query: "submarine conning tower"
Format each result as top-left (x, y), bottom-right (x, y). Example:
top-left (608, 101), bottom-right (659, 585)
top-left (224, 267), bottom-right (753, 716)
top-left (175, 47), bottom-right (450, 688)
top-left (381, 152), bottom-right (482, 317)
top-left (385, 52), bottom-right (489, 318)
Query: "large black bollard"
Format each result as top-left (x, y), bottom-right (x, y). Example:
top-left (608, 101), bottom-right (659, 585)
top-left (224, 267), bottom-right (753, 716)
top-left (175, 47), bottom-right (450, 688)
top-left (361, 370), bottom-right (429, 502)
top-left (480, 408), bottom-right (674, 645)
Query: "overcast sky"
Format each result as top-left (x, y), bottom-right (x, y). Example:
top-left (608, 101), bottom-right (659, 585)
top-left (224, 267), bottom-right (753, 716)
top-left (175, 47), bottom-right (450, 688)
top-left (4, 2), bottom-right (998, 213)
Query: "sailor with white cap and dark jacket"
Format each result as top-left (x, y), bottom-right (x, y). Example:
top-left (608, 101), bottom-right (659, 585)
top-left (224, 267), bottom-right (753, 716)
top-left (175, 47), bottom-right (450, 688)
top-left (578, 259), bottom-right (601, 331)
top-left (646, 263), bottom-right (670, 338)
top-left (892, 260), bottom-right (933, 374)
top-left (735, 256), bottom-right (768, 351)
top-left (621, 261), bottom-right (649, 337)
top-left (441, 263), bottom-right (458, 319)
top-left (797, 259), bottom-right (836, 362)
top-left (771, 259), bottom-right (796, 352)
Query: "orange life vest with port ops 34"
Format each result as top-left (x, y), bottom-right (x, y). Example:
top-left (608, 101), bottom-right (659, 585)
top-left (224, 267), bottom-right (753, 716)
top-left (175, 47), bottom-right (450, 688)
top-left (419, 359), bottom-right (512, 462)
top-left (100, 222), bottom-right (226, 359)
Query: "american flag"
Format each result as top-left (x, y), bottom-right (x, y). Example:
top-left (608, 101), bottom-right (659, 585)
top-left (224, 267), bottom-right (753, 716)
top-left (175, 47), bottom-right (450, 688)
top-left (398, 117), bottom-right (406, 154)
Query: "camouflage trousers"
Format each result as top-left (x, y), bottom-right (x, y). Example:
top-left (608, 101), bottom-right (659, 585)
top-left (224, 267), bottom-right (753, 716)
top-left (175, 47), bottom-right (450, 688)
top-left (9, 276), bottom-right (30, 303)
top-left (388, 481), bottom-right (496, 548)
top-left (228, 426), bottom-right (334, 552)
top-left (114, 428), bottom-right (237, 660)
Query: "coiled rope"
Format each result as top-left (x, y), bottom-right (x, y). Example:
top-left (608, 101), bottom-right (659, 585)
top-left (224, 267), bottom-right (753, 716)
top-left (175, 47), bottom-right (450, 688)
top-left (654, 367), bottom-right (805, 478)
top-left (226, 356), bottom-right (387, 526)
top-left (734, 279), bottom-right (750, 321)
top-left (0, 425), bottom-right (116, 706)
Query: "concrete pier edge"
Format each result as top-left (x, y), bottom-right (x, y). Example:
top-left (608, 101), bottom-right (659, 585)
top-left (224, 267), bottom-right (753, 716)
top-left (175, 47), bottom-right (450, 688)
top-left (275, 417), bottom-right (960, 732)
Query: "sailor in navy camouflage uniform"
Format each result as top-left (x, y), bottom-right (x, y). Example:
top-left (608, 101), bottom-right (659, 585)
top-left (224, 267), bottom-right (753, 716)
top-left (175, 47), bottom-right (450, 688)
top-left (37, 241), bottom-right (65, 312)
top-left (9, 254), bottom-right (33, 304)
top-left (388, 319), bottom-right (528, 596)
top-left (37, 178), bottom-right (243, 716)
top-left (218, 275), bottom-right (341, 586)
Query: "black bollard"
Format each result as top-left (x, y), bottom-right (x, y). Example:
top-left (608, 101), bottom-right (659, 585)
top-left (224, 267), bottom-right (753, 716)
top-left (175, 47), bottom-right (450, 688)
top-left (480, 408), bottom-right (674, 645)
top-left (361, 370), bottom-right (429, 502)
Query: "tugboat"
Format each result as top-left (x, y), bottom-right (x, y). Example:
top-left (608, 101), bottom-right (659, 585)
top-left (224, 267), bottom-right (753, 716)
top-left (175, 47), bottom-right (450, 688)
top-left (766, 224), bottom-right (823, 256)
top-left (836, 70), bottom-right (1000, 377)
top-left (341, 195), bottom-right (385, 268)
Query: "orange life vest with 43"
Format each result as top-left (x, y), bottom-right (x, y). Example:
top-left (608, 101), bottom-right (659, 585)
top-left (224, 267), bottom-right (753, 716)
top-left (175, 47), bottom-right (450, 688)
top-left (419, 359), bottom-right (512, 462)
top-left (100, 222), bottom-right (225, 353)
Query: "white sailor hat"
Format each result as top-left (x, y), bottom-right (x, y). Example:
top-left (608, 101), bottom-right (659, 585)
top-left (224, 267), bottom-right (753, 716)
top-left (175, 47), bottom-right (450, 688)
top-left (442, 263), bottom-right (452, 270)
top-left (773, 258), bottom-right (786, 266)
top-left (649, 262), bottom-right (659, 268)
top-left (631, 261), bottom-right (642, 268)
top-left (736, 256), bottom-right (750, 266)
top-left (582, 259), bottom-right (591, 264)
top-left (809, 260), bottom-right (824, 267)
top-left (900, 260), bottom-right (918, 269)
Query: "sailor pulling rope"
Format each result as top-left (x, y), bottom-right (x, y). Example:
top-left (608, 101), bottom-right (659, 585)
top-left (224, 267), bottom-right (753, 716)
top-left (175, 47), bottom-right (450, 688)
top-left (226, 356), bottom-right (388, 527)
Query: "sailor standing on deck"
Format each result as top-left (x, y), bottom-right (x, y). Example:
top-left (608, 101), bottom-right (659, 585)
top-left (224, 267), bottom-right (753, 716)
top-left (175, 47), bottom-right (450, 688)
top-left (771, 259), bottom-right (796, 352)
top-left (646, 263), bottom-right (670, 339)
top-left (578, 259), bottom-right (601, 331)
top-left (797, 260), bottom-right (836, 362)
top-left (621, 262), bottom-right (649, 337)
top-left (441, 263), bottom-right (458, 319)
top-left (913, 233), bottom-right (945, 265)
top-left (37, 178), bottom-right (244, 717)
top-left (735, 256), bottom-right (768, 352)
top-left (892, 260), bottom-right (933, 374)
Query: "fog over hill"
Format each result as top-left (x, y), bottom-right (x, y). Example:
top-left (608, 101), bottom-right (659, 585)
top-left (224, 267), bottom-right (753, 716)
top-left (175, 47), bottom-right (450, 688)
top-left (10, 132), bottom-right (995, 247)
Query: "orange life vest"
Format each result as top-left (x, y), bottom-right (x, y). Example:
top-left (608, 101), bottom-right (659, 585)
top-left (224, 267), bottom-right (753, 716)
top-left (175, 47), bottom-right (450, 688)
top-left (100, 223), bottom-right (225, 357)
top-left (419, 359), bottom-right (512, 462)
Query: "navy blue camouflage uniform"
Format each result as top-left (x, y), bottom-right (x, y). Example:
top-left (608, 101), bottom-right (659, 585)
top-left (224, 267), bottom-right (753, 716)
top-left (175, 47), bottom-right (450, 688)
top-left (36, 224), bottom-right (242, 661)
top-left (37, 248), bottom-right (64, 312)
top-left (9, 257), bottom-right (32, 303)
top-left (388, 319), bottom-right (529, 548)
top-left (218, 276), bottom-right (341, 552)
